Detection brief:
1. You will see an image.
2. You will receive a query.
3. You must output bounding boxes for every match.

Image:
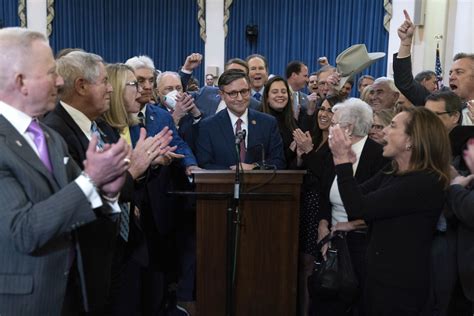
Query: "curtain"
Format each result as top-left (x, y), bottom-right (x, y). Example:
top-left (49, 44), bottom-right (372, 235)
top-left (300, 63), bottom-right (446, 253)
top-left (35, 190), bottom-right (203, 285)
top-left (226, 0), bottom-right (389, 82)
top-left (50, 0), bottom-right (204, 83)
top-left (1, 0), bottom-right (21, 28)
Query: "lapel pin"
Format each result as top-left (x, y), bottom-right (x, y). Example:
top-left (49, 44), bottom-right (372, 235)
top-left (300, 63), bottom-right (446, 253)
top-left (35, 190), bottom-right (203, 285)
top-left (150, 115), bottom-right (154, 121)
top-left (251, 120), bottom-right (256, 125)
top-left (15, 140), bottom-right (22, 147)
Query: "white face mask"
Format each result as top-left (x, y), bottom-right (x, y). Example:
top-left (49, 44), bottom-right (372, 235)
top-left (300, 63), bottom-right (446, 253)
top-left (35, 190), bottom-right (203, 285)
top-left (163, 90), bottom-right (179, 109)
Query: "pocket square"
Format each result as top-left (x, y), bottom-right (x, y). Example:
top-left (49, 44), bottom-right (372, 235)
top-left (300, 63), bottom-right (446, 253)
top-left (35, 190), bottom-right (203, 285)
top-left (63, 157), bottom-right (69, 164)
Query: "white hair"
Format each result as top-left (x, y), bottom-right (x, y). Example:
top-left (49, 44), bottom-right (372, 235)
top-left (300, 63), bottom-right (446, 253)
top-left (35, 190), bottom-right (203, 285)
top-left (156, 71), bottom-right (181, 88)
top-left (125, 55), bottom-right (155, 71)
top-left (57, 51), bottom-right (103, 97)
top-left (373, 76), bottom-right (399, 93)
top-left (332, 98), bottom-right (374, 137)
top-left (0, 27), bottom-right (47, 90)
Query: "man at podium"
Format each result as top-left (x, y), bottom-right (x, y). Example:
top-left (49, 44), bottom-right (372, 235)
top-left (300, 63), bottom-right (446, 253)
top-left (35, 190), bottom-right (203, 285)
top-left (195, 69), bottom-right (285, 170)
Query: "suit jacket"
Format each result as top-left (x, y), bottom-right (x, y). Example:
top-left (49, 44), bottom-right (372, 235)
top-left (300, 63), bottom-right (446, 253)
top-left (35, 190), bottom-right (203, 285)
top-left (447, 184), bottom-right (474, 301)
top-left (318, 137), bottom-right (389, 224)
top-left (393, 53), bottom-right (429, 106)
top-left (195, 108), bottom-right (286, 169)
top-left (42, 103), bottom-right (120, 312)
top-left (193, 86), bottom-right (261, 118)
top-left (0, 116), bottom-right (97, 315)
top-left (130, 104), bottom-right (197, 167)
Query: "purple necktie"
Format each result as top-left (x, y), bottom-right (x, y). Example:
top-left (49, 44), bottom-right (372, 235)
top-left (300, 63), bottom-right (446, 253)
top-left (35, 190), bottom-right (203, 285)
top-left (27, 120), bottom-right (53, 173)
top-left (235, 118), bottom-right (246, 163)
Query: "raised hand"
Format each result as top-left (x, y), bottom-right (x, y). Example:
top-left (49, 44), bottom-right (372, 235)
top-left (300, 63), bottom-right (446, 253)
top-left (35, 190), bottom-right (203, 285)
top-left (182, 53), bottom-right (203, 72)
top-left (328, 124), bottom-right (355, 165)
top-left (293, 128), bottom-right (314, 155)
top-left (397, 10), bottom-right (415, 44)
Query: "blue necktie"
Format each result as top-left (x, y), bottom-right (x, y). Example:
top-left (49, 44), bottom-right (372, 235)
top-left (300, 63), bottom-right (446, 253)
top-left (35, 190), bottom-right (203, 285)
top-left (90, 121), bottom-right (105, 150)
top-left (253, 92), bottom-right (261, 101)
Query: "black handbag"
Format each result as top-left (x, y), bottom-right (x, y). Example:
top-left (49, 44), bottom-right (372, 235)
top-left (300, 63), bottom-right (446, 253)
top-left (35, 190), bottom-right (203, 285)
top-left (307, 231), bottom-right (359, 304)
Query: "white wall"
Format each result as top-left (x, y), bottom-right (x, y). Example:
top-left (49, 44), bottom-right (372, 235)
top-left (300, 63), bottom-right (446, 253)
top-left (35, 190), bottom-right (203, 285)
top-left (26, 0), bottom-right (47, 37)
top-left (204, 0), bottom-right (225, 79)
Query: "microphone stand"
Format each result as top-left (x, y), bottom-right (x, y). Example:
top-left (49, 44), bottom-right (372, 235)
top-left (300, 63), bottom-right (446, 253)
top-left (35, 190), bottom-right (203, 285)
top-left (226, 129), bottom-right (245, 316)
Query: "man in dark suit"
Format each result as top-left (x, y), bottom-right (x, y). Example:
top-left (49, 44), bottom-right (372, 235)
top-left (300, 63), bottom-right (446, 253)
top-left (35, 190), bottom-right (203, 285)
top-left (286, 60), bottom-right (310, 117)
top-left (0, 27), bottom-right (129, 315)
top-left (126, 55), bottom-right (201, 316)
top-left (42, 51), bottom-right (168, 314)
top-left (447, 144), bottom-right (474, 314)
top-left (195, 69), bottom-right (286, 170)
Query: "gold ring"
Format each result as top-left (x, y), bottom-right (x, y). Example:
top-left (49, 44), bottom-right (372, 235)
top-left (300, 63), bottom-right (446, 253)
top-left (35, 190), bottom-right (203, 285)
top-left (123, 158), bottom-right (131, 165)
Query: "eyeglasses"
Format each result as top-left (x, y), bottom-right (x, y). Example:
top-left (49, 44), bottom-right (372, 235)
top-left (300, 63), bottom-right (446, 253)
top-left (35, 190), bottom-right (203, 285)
top-left (125, 80), bottom-right (139, 91)
top-left (434, 111), bottom-right (453, 116)
top-left (371, 124), bottom-right (384, 130)
top-left (221, 88), bottom-right (251, 98)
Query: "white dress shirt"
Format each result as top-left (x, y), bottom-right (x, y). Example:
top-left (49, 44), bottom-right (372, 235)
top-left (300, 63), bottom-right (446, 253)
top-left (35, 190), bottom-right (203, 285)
top-left (227, 108), bottom-right (249, 147)
top-left (330, 136), bottom-right (368, 225)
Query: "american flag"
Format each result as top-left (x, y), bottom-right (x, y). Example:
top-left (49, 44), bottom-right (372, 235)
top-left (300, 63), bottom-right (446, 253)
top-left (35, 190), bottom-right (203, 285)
top-left (435, 43), bottom-right (443, 89)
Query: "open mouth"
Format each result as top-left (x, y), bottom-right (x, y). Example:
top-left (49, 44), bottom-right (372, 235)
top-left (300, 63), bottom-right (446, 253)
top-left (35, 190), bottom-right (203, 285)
top-left (449, 84), bottom-right (457, 90)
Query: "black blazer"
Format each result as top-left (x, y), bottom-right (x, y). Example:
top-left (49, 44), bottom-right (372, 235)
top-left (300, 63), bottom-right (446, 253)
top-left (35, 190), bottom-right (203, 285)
top-left (335, 164), bottom-right (445, 291)
top-left (317, 137), bottom-right (389, 224)
top-left (392, 53), bottom-right (430, 106)
top-left (447, 184), bottom-right (474, 301)
top-left (42, 103), bottom-right (119, 312)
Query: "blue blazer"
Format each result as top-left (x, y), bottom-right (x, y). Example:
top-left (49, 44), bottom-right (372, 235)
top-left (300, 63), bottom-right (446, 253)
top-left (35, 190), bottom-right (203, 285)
top-left (195, 108), bottom-right (286, 170)
top-left (130, 104), bottom-right (197, 167)
top-left (193, 86), bottom-right (261, 118)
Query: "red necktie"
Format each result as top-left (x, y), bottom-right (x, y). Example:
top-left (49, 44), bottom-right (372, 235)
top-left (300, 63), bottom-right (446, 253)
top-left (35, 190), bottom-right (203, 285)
top-left (235, 118), bottom-right (246, 163)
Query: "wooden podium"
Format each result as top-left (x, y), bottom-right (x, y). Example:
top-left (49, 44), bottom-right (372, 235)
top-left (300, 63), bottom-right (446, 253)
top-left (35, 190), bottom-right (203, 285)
top-left (192, 170), bottom-right (305, 316)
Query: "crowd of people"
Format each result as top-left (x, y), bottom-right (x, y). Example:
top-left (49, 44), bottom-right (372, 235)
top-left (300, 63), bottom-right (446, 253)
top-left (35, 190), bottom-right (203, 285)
top-left (0, 8), bottom-right (474, 316)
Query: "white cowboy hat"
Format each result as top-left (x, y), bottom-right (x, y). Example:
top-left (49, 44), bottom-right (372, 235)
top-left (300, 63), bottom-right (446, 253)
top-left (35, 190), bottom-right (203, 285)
top-left (336, 44), bottom-right (385, 90)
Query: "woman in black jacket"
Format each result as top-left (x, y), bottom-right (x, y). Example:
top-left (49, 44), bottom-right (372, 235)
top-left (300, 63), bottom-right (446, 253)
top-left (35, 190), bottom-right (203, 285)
top-left (328, 106), bottom-right (451, 315)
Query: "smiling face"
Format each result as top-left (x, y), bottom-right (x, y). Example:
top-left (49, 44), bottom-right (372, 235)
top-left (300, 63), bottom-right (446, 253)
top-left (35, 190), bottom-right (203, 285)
top-left (267, 80), bottom-right (289, 111)
top-left (371, 81), bottom-right (399, 111)
top-left (317, 99), bottom-right (333, 130)
top-left (248, 57), bottom-right (268, 91)
top-left (219, 77), bottom-right (251, 116)
top-left (22, 40), bottom-right (64, 116)
top-left (291, 65), bottom-right (309, 91)
top-left (449, 57), bottom-right (474, 101)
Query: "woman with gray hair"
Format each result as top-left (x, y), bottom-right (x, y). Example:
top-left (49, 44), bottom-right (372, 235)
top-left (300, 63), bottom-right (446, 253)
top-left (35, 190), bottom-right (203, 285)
top-left (313, 98), bottom-right (388, 316)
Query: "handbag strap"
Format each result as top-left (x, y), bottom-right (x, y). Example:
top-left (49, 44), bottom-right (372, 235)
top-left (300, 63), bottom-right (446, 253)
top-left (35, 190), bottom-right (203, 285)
top-left (316, 231), bottom-right (345, 250)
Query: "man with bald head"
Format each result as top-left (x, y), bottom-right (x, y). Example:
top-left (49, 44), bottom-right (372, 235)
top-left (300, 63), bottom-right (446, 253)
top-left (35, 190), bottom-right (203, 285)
top-left (0, 27), bottom-right (129, 315)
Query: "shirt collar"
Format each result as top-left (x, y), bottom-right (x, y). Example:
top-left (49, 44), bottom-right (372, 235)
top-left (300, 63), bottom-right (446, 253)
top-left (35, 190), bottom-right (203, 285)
top-left (60, 100), bottom-right (94, 139)
top-left (227, 108), bottom-right (248, 129)
top-left (351, 135), bottom-right (368, 160)
top-left (0, 100), bottom-right (33, 135)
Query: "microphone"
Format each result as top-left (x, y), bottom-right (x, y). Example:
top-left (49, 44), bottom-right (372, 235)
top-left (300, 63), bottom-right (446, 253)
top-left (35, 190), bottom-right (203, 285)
top-left (235, 129), bottom-right (246, 145)
top-left (249, 143), bottom-right (275, 170)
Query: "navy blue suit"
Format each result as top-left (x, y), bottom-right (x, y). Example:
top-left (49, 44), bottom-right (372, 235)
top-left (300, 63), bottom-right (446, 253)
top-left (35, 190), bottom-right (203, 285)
top-left (193, 86), bottom-right (261, 118)
top-left (130, 104), bottom-right (197, 167)
top-left (195, 108), bottom-right (286, 169)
